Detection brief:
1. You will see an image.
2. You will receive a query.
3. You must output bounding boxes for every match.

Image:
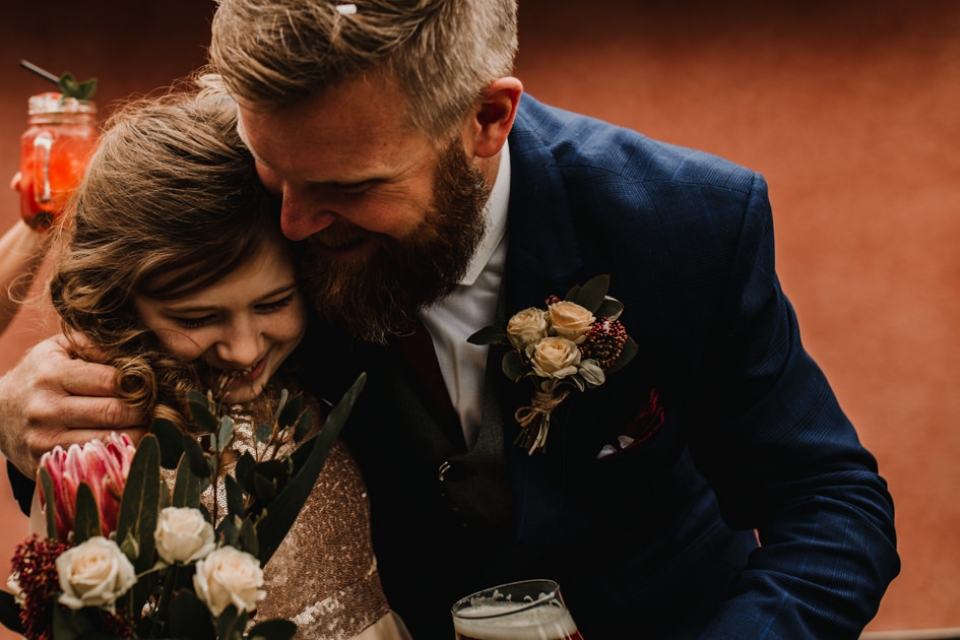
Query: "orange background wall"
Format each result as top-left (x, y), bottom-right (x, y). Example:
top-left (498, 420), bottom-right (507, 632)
top-left (0, 1), bottom-right (957, 635)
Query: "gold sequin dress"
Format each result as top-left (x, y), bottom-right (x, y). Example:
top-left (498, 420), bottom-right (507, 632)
top-left (197, 388), bottom-right (410, 640)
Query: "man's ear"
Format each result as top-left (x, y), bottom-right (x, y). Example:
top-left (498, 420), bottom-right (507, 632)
top-left (464, 77), bottom-right (523, 159)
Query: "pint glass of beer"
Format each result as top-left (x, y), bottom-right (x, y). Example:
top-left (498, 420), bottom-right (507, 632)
top-left (451, 579), bottom-right (583, 640)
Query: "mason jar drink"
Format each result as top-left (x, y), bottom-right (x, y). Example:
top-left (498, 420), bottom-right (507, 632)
top-left (451, 579), bottom-right (584, 640)
top-left (19, 92), bottom-right (98, 231)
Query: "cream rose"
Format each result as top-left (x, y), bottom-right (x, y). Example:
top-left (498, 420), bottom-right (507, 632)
top-left (548, 301), bottom-right (595, 344)
top-left (507, 308), bottom-right (549, 354)
top-left (530, 337), bottom-right (581, 379)
top-left (155, 507), bottom-right (216, 565)
top-left (56, 537), bottom-right (136, 612)
top-left (193, 546), bottom-right (266, 617)
top-left (7, 572), bottom-right (24, 606)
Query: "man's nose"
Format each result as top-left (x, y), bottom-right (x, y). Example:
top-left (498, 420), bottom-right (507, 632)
top-left (280, 185), bottom-right (339, 241)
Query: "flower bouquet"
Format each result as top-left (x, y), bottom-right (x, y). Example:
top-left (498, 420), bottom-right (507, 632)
top-left (0, 373), bottom-right (366, 640)
top-left (468, 275), bottom-right (637, 455)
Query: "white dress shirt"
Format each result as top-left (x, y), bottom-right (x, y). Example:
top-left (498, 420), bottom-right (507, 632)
top-left (418, 141), bottom-right (511, 449)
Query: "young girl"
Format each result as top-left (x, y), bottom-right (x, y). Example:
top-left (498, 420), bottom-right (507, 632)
top-left (44, 84), bottom-right (409, 640)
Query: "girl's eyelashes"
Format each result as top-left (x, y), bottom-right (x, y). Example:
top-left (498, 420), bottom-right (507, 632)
top-left (256, 293), bottom-right (296, 313)
top-left (174, 315), bottom-right (217, 329)
top-left (167, 293), bottom-right (295, 329)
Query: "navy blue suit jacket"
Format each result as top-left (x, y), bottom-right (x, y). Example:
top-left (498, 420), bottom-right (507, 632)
top-left (339, 94), bottom-right (900, 639)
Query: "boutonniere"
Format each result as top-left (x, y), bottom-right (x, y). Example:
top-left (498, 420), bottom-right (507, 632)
top-left (469, 275), bottom-right (638, 455)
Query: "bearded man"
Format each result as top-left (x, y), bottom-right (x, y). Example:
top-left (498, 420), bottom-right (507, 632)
top-left (0, 1), bottom-right (899, 638)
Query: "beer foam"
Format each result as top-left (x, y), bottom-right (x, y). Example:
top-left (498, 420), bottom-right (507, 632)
top-left (453, 603), bottom-right (579, 639)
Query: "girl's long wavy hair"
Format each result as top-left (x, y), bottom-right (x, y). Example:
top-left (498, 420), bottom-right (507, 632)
top-left (49, 81), bottom-right (288, 432)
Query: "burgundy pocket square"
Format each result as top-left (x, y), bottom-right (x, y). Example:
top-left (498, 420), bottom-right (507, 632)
top-left (597, 388), bottom-right (665, 459)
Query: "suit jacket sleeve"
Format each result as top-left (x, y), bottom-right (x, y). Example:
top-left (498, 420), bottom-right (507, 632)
top-left (683, 172), bottom-right (899, 637)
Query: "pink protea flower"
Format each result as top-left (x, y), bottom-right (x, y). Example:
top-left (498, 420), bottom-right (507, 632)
top-left (38, 433), bottom-right (137, 542)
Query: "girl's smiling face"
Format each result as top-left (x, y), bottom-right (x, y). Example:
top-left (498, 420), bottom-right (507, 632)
top-left (133, 237), bottom-right (307, 404)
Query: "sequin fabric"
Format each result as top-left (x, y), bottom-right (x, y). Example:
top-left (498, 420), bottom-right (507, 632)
top-left (174, 387), bottom-right (394, 640)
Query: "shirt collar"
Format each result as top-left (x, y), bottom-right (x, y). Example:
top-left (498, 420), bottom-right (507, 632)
top-left (461, 139), bottom-right (510, 286)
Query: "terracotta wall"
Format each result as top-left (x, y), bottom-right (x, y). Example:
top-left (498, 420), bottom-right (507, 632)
top-left (1, 0), bottom-right (957, 635)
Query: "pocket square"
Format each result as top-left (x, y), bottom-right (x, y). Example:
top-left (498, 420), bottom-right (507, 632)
top-left (597, 388), bottom-right (665, 459)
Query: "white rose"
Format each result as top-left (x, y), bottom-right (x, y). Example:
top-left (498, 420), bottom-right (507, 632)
top-left (56, 537), bottom-right (136, 613)
top-left (530, 337), bottom-right (581, 379)
top-left (547, 301), bottom-right (595, 344)
top-left (193, 546), bottom-right (265, 617)
top-left (506, 308), bottom-right (549, 354)
top-left (155, 507), bottom-right (216, 565)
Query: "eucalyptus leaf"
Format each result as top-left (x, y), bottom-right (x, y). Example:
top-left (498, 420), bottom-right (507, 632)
top-left (293, 407), bottom-right (314, 443)
top-left (217, 515), bottom-right (239, 548)
top-left (271, 388), bottom-right (289, 425)
top-left (236, 451), bottom-right (256, 493)
top-left (115, 435), bottom-right (161, 576)
top-left (188, 392), bottom-right (219, 434)
top-left (570, 274), bottom-right (610, 312)
top-left (277, 393), bottom-right (304, 431)
top-left (172, 454), bottom-right (201, 509)
top-left (225, 475), bottom-right (245, 519)
top-left (605, 336), bottom-right (639, 375)
top-left (502, 350), bottom-right (526, 382)
top-left (182, 436), bottom-right (211, 480)
top-left (216, 605), bottom-right (247, 640)
top-left (0, 590), bottom-right (25, 634)
top-left (247, 619), bottom-right (297, 640)
top-left (73, 482), bottom-right (101, 543)
top-left (239, 517), bottom-right (259, 557)
top-left (168, 589), bottom-right (216, 640)
top-left (151, 418), bottom-right (186, 469)
top-left (253, 472), bottom-right (278, 504)
top-left (595, 297), bottom-right (624, 321)
top-left (255, 422), bottom-right (274, 445)
top-left (467, 325), bottom-right (508, 346)
top-left (256, 373), bottom-right (365, 564)
top-left (217, 416), bottom-right (235, 453)
top-left (38, 467), bottom-right (57, 541)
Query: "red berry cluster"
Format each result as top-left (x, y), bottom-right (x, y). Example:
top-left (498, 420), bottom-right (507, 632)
top-left (581, 319), bottom-right (628, 369)
top-left (10, 534), bottom-right (73, 640)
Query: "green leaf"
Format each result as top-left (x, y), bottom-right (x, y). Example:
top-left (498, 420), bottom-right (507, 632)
top-left (72, 482), bottom-right (101, 543)
top-left (293, 407), bottom-right (313, 443)
top-left (172, 454), bottom-right (202, 509)
top-left (168, 589), bottom-right (216, 640)
top-left (595, 297), bottom-right (624, 320)
top-left (182, 435), bottom-right (211, 480)
top-left (0, 590), bottom-right (25, 634)
top-left (216, 605), bottom-right (247, 640)
top-left (38, 467), bottom-right (57, 541)
top-left (605, 336), bottom-right (639, 375)
top-left (277, 393), bottom-right (303, 431)
top-left (151, 418), bottom-right (186, 469)
top-left (270, 389), bottom-right (289, 425)
top-left (236, 452), bottom-right (256, 493)
top-left (57, 72), bottom-right (98, 101)
top-left (217, 416), bottom-right (235, 453)
top-left (252, 472), bottom-right (278, 504)
top-left (247, 619), bottom-right (297, 640)
top-left (255, 422), bottom-right (273, 445)
top-left (501, 350), bottom-right (526, 382)
top-left (467, 325), bottom-right (509, 345)
top-left (224, 475), bottom-right (245, 519)
top-left (569, 274), bottom-right (610, 312)
top-left (115, 435), bottom-right (161, 576)
top-left (188, 392), bottom-right (219, 434)
top-left (256, 372), bottom-right (365, 564)
top-left (217, 515), bottom-right (239, 547)
top-left (239, 517), bottom-right (259, 557)
top-left (119, 531), bottom-right (139, 561)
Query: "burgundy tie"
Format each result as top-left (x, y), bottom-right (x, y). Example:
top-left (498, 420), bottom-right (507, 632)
top-left (394, 319), bottom-right (464, 446)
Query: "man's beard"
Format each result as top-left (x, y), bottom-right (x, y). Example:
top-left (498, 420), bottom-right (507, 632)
top-left (297, 140), bottom-right (490, 344)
